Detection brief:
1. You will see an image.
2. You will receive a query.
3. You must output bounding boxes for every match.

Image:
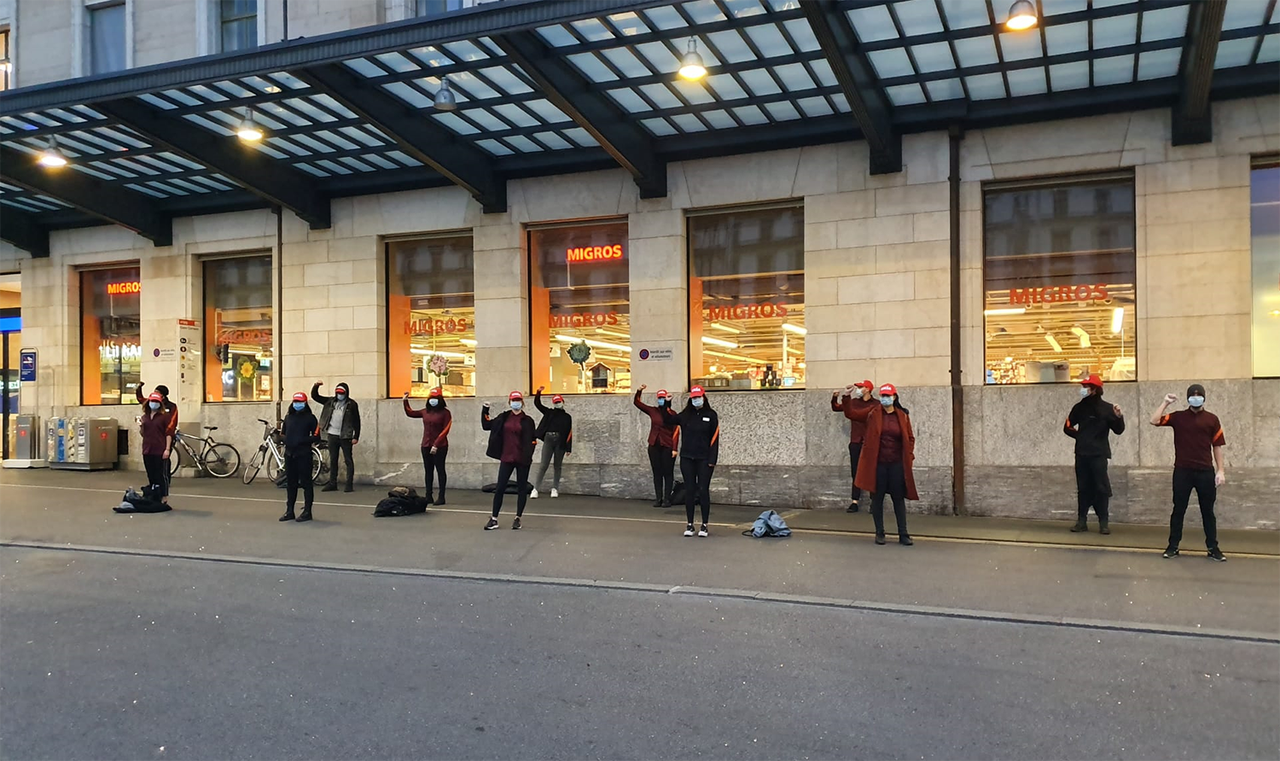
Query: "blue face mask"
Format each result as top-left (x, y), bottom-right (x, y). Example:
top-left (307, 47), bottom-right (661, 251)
top-left (336, 393), bottom-right (347, 401)
top-left (292, 402), bottom-right (305, 411)
top-left (1188, 395), bottom-right (1205, 408)
top-left (428, 398), bottom-right (439, 407)
top-left (691, 397), bottom-right (704, 409)
top-left (511, 401), bottom-right (523, 411)
top-left (658, 399), bottom-right (668, 407)
top-left (880, 396), bottom-right (895, 408)
top-left (148, 401), bottom-right (160, 410)
top-left (553, 402), bottom-right (564, 410)
top-left (1080, 387), bottom-right (1091, 398)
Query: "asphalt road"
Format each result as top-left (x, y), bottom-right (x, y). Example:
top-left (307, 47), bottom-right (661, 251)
top-left (2, 546), bottom-right (1278, 761)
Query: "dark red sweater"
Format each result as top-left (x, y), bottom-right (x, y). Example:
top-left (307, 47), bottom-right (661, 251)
top-left (404, 399), bottom-right (451, 449)
top-left (634, 390), bottom-right (679, 449)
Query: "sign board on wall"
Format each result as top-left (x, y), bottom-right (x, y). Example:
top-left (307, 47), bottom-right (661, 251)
top-left (19, 350), bottom-right (36, 382)
top-left (177, 319), bottom-right (200, 408)
top-left (637, 347), bottom-right (674, 362)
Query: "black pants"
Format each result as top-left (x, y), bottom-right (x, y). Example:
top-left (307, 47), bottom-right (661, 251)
top-left (648, 444), bottom-right (675, 503)
top-left (1074, 455), bottom-right (1111, 523)
top-left (492, 460), bottom-right (531, 518)
top-left (870, 461), bottom-right (909, 538)
top-left (1169, 467), bottom-right (1218, 550)
top-left (285, 450), bottom-right (314, 511)
top-left (326, 435), bottom-right (354, 488)
top-left (848, 442), bottom-right (864, 504)
top-left (421, 446), bottom-right (448, 499)
top-left (680, 457), bottom-right (712, 526)
top-left (143, 454), bottom-right (169, 499)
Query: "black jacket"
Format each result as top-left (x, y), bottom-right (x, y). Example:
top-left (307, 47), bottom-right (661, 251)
top-left (312, 382), bottom-right (361, 440)
top-left (481, 406), bottom-right (537, 464)
top-left (533, 391), bottom-right (573, 452)
top-left (665, 401), bottom-right (720, 465)
top-left (281, 405), bottom-right (319, 456)
top-left (1064, 395), bottom-right (1125, 458)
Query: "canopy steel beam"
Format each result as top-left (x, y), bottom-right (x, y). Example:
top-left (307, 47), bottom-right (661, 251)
top-left (1172, 0), bottom-right (1227, 145)
top-left (493, 30), bottom-right (667, 198)
top-left (294, 63), bottom-right (506, 213)
top-left (94, 99), bottom-right (331, 229)
top-left (0, 205), bottom-right (50, 257)
top-left (802, 0), bottom-right (901, 174)
top-left (0, 145), bottom-right (172, 245)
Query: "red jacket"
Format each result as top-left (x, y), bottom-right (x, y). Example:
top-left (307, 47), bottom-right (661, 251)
top-left (843, 399), bottom-right (919, 501)
top-left (832, 393), bottom-right (875, 444)
top-left (634, 390), bottom-right (679, 449)
top-left (139, 410), bottom-right (174, 457)
top-left (404, 399), bottom-right (451, 449)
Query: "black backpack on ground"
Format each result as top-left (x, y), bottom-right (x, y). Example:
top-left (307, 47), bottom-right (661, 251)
top-left (114, 486), bottom-right (171, 514)
top-left (480, 481), bottom-right (535, 494)
top-left (373, 486), bottom-right (429, 517)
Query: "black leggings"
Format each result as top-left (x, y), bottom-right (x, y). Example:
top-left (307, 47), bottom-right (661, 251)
top-left (492, 460), bottom-right (531, 518)
top-left (1074, 455), bottom-right (1111, 522)
top-left (648, 444), bottom-right (675, 502)
top-left (142, 454), bottom-right (169, 499)
top-left (680, 457), bottom-right (712, 526)
top-left (848, 442), bottom-right (864, 504)
top-left (870, 461), bottom-right (909, 538)
top-left (421, 446), bottom-right (448, 498)
top-left (285, 451), bottom-right (314, 510)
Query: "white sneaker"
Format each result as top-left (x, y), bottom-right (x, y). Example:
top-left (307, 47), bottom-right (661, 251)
top-left (698, 525), bottom-right (709, 538)
top-left (530, 488), bottom-right (539, 499)
top-left (683, 524), bottom-right (694, 537)
top-left (550, 489), bottom-right (559, 498)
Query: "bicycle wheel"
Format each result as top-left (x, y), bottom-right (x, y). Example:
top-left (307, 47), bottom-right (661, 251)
top-left (242, 445), bottom-right (266, 485)
top-left (310, 445), bottom-right (327, 484)
top-left (168, 442), bottom-right (184, 477)
top-left (265, 452), bottom-right (281, 484)
top-left (203, 443), bottom-right (240, 478)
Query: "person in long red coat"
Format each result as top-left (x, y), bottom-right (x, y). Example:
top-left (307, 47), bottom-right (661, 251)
top-left (842, 383), bottom-right (917, 546)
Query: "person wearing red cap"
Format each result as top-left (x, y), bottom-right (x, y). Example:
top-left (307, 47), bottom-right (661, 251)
top-left (1063, 374), bottom-right (1125, 534)
top-left (834, 380), bottom-right (877, 513)
top-left (312, 380), bottom-right (361, 493)
top-left (843, 383), bottom-right (916, 545)
top-left (1150, 383), bottom-right (1228, 561)
top-left (280, 392), bottom-right (319, 522)
top-left (139, 392), bottom-right (175, 504)
top-left (634, 384), bottom-right (679, 507)
top-left (663, 386), bottom-right (719, 537)
top-left (531, 386), bottom-right (573, 499)
top-left (481, 391), bottom-right (538, 530)
top-left (404, 387), bottom-right (452, 505)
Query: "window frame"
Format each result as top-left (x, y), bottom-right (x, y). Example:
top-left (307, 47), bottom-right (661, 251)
top-left (0, 28), bottom-right (11, 91)
top-left (86, 0), bottom-right (128, 76)
top-left (202, 253), bottom-right (275, 404)
top-left (980, 170), bottom-right (1139, 386)
top-left (1250, 154), bottom-right (1280, 380)
top-left (78, 263), bottom-right (142, 407)
top-left (218, 0), bottom-right (258, 53)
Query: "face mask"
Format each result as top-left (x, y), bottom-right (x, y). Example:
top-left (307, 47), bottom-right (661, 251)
top-left (148, 401), bottom-right (160, 410)
top-left (428, 398), bottom-right (439, 407)
top-left (1080, 387), bottom-right (1091, 398)
top-left (691, 397), bottom-right (704, 409)
top-left (1188, 395), bottom-right (1205, 408)
top-left (292, 402), bottom-right (305, 411)
top-left (336, 393), bottom-right (347, 401)
top-left (880, 396), bottom-right (895, 408)
top-left (658, 399), bottom-right (667, 407)
top-left (553, 402), bottom-right (564, 410)
top-left (511, 401), bottom-right (523, 411)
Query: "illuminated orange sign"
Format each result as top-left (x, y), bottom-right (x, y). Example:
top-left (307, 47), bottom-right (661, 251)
top-left (566, 245), bottom-right (624, 263)
top-left (550, 312), bottom-right (621, 328)
top-left (707, 302), bottom-right (791, 320)
top-left (1010, 284), bottom-right (1108, 305)
top-left (404, 318), bottom-right (470, 335)
top-left (106, 281), bottom-right (141, 295)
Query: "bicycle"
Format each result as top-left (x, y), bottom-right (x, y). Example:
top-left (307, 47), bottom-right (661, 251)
top-left (242, 418), bottom-right (327, 486)
top-left (168, 426), bottom-right (240, 478)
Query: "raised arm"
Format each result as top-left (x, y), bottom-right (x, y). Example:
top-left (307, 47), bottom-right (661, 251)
top-left (841, 396), bottom-right (873, 422)
top-left (534, 387), bottom-right (550, 414)
top-left (403, 393), bottom-right (423, 418)
top-left (1150, 394), bottom-right (1176, 426)
top-left (633, 387), bottom-right (656, 414)
top-left (480, 404), bottom-right (494, 431)
top-left (135, 383), bottom-right (146, 405)
top-left (310, 381), bottom-right (331, 404)
top-left (830, 391), bottom-right (842, 412)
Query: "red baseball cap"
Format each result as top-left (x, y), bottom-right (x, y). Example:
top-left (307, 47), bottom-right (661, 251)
top-left (656, 389), bottom-right (669, 399)
top-left (879, 383), bottom-right (897, 397)
top-left (428, 387), bottom-right (442, 398)
top-left (689, 385), bottom-right (706, 398)
top-left (552, 394), bottom-right (564, 404)
top-left (855, 379), bottom-right (874, 389)
top-left (147, 392), bottom-right (163, 402)
top-left (292, 392), bottom-right (308, 402)
top-left (1081, 374), bottom-right (1104, 389)
top-left (509, 391), bottom-right (523, 401)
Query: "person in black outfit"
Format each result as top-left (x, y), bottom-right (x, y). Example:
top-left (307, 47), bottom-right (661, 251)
top-left (280, 392), bottom-right (319, 523)
top-left (312, 380), bottom-right (361, 493)
top-left (664, 385), bottom-right (720, 538)
top-left (1063, 373), bottom-right (1125, 534)
top-left (531, 386), bottom-right (572, 499)
top-left (481, 391), bottom-right (538, 530)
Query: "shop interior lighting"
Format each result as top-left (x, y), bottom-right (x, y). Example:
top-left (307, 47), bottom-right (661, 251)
top-left (1004, 0), bottom-right (1038, 31)
top-left (703, 347), bottom-right (757, 363)
top-left (595, 328), bottom-right (631, 340)
top-left (1071, 325), bottom-right (1091, 348)
top-left (554, 334), bottom-right (630, 353)
top-left (236, 109), bottom-right (264, 142)
top-left (410, 348), bottom-right (469, 359)
top-left (1044, 332), bottom-right (1063, 353)
top-left (781, 323), bottom-right (807, 336)
top-left (983, 307), bottom-right (1027, 316)
top-left (710, 322), bottom-right (742, 334)
top-left (38, 136), bottom-right (68, 168)
top-left (433, 78), bottom-right (458, 111)
top-left (459, 338), bottom-right (478, 346)
top-left (700, 335), bottom-right (739, 349)
top-left (1111, 307), bottom-right (1125, 334)
top-left (678, 39), bottom-right (707, 81)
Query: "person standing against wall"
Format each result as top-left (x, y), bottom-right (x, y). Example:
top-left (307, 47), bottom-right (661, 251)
top-left (312, 381), bottom-right (361, 493)
top-left (833, 380), bottom-right (876, 513)
top-left (1062, 374), bottom-right (1125, 534)
top-left (531, 386), bottom-right (572, 499)
top-left (139, 392), bottom-right (174, 505)
top-left (482, 391), bottom-right (538, 530)
top-left (843, 383), bottom-right (917, 546)
top-left (280, 392), bottom-right (319, 523)
top-left (665, 386), bottom-right (719, 538)
top-left (634, 384), bottom-right (678, 507)
top-left (404, 388), bottom-right (451, 506)
top-left (1150, 384), bottom-right (1228, 562)
top-left (136, 382), bottom-right (178, 490)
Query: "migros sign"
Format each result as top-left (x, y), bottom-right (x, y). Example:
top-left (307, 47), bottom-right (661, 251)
top-left (566, 244), bottom-right (624, 264)
top-left (106, 281), bottom-right (141, 296)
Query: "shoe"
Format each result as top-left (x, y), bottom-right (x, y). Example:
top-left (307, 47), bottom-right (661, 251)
top-left (434, 496), bottom-right (446, 506)
top-left (847, 502), bottom-right (860, 513)
top-left (1162, 546), bottom-right (1179, 558)
top-left (484, 517), bottom-right (500, 531)
top-left (875, 534), bottom-right (886, 545)
top-left (550, 489), bottom-right (558, 498)
top-left (683, 524), bottom-right (694, 537)
top-left (1099, 523), bottom-right (1111, 535)
top-left (1207, 548), bottom-right (1226, 562)
top-left (652, 499), bottom-right (664, 507)
top-left (899, 536), bottom-right (914, 546)
top-left (295, 509), bottom-right (312, 523)
top-left (321, 484), bottom-right (337, 492)
top-left (512, 517), bottom-right (522, 530)
top-left (1070, 521), bottom-right (1088, 532)
top-left (662, 498), bottom-right (673, 508)
top-left (343, 485), bottom-right (354, 493)
top-left (698, 525), bottom-right (709, 538)
top-left (530, 488), bottom-right (539, 499)
top-left (279, 511), bottom-right (295, 522)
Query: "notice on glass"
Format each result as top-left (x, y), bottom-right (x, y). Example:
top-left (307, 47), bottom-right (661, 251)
top-left (177, 319), bottom-right (201, 408)
top-left (637, 347), bottom-right (674, 362)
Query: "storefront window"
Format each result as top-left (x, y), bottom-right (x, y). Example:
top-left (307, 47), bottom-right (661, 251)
top-left (689, 204), bottom-right (805, 390)
top-left (529, 221), bottom-right (630, 394)
top-left (388, 236), bottom-right (476, 398)
top-left (205, 256), bottom-right (273, 402)
top-left (80, 266), bottom-right (141, 405)
top-left (1252, 161), bottom-right (1280, 378)
top-left (983, 176), bottom-right (1137, 384)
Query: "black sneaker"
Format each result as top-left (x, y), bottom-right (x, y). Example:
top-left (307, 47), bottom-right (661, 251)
top-left (875, 534), bottom-right (886, 545)
top-left (1207, 548), bottom-right (1226, 562)
top-left (899, 536), bottom-right (914, 546)
top-left (698, 524), bottom-right (709, 538)
top-left (847, 502), bottom-right (860, 513)
top-left (1070, 521), bottom-right (1087, 533)
top-left (1099, 524), bottom-right (1111, 535)
top-left (279, 511), bottom-right (295, 522)
top-left (652, 499), bottom-right (664, 507)
top-left (512, 517), bottom-right (522, 530)
top-left (321, 484), bottom-right (337, 492)
top-left (484, 517), bottom-right (499, 531)
top-left (1162, 546), bottom-right (1179, 558)
top-left (434, 496), bottom-right (446, 506)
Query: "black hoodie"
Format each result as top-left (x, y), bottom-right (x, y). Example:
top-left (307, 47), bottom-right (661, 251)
top-left (1064, 393), bottom-right (1125, 458)
top-left (282, 403), bottom-right (319, 455)
top-left (533, 391), bottom-right (573, 452)
top-left (313, 381), bottom-right (361, 440)
top-left (665, 398), bottom-right (720, 465)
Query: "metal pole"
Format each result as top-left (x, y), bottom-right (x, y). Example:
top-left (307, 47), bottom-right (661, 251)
top-left (274, 205), bottom-right (284, 423)
top-left (282, 0), bottom-right (289, 42)
top-left (948, 123), bottom-right (965, 517)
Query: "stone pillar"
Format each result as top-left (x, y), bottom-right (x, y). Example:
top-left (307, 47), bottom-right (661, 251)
top-left (627, 209), bottom-right (688, 393)
top-left (472, 221), bottom-right (529, 397)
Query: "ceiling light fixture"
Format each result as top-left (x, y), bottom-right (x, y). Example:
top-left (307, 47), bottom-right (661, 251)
top-left (1005, 0), bottom-right (1038, 31)
top-left (983, 307), bottom-right (1027, 316)
top-left (781, 323), bottom-right (807, 336)
top-left (554, 335), bottom-right (630, 353)
top-left (678, 38), bottom-right (707, 81)
top-left (701, 335), bottom-right (739, 349)
top-left (1070, 325), bottom-right (1091, 348)
top-left (38, 136), bottom-right (68, 168)
top-left (1111, 307), bottom-right (1125, 334)
top-left (433, 78), bottom-right (458, 111)
top-left (710, 322), bottom-right (742, 334)
top-left (1044, 332), bottom-right (1063, 353)
top-left (236, 109), bottom-right (264, 142)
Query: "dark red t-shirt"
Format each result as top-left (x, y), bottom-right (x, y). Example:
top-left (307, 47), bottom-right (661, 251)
top-left (878, 410), bottom-right (904, 464)
top-left (1157, 409), bottom-right (1226, 470)
top-left (501, 413), bottom-right (526, 464)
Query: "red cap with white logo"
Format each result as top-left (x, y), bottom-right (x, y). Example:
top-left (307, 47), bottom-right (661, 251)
top-left (428, 387), bottom-right (442, 398)
top-left (552, 395), bottom-right (564, 404)
top-left (293, 392), bottom-right (308, 403)
top-left (879, 383), bottom-right (897, 397)
top-left (656, 389), bottom-right (669, 399)
top-left (509, 391), bottom-right (523, 401)
top-left (689, 385), bottom-right (706, 398)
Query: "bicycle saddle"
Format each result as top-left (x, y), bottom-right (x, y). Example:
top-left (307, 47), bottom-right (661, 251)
top-left (203, 426), bottom-right (218, 431)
